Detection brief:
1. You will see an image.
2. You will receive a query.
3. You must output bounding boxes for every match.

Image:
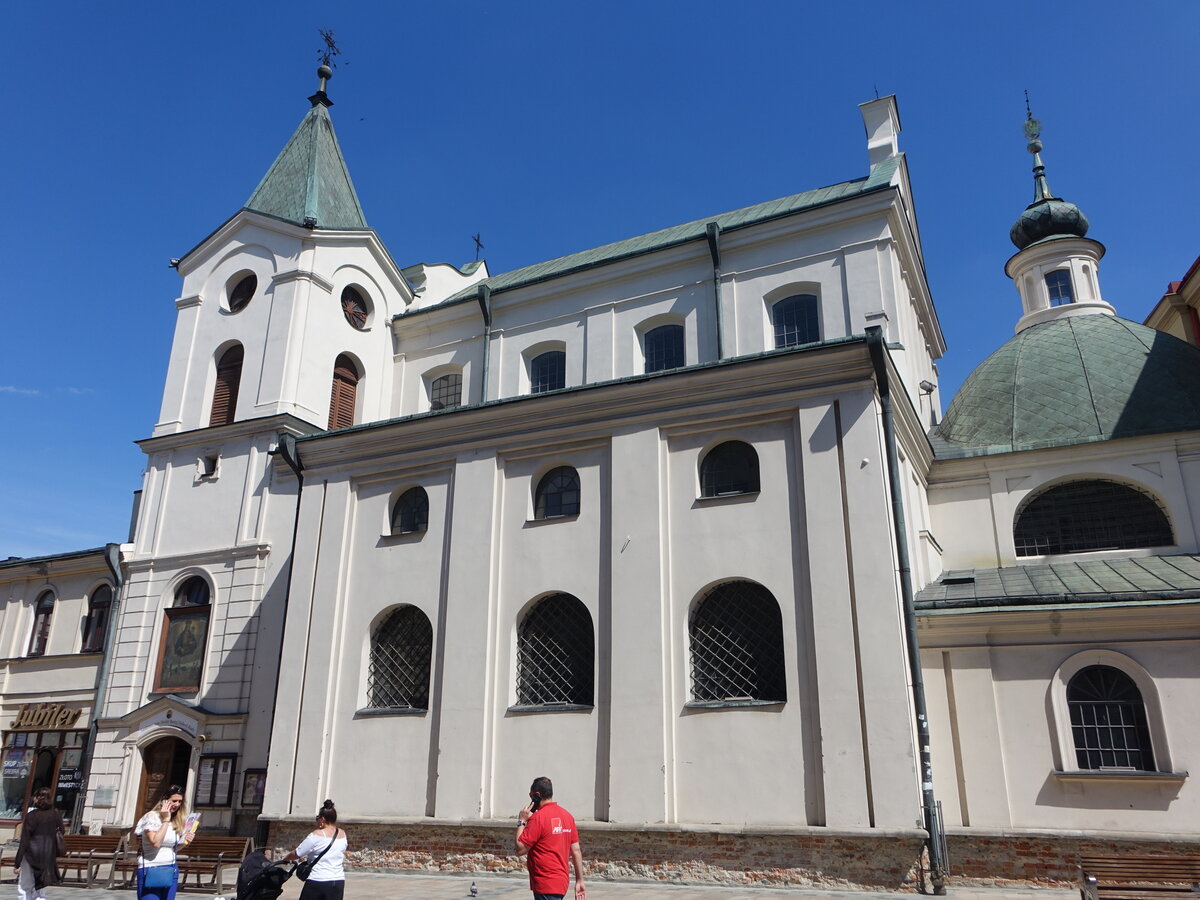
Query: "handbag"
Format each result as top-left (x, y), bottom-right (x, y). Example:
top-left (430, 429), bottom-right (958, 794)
top-left (143, 864), bottom-right (178, 889)
top-left (295, 831), bottom-right (337, 882)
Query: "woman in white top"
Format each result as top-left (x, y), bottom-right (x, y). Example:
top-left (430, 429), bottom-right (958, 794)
top-left (283, 799), bottom-right (347, 900)
top-left (134, 784), bottom-right (193, 900)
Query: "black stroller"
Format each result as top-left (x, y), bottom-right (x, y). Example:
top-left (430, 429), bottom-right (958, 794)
top-left (236, 851), bottom-right (296, 900)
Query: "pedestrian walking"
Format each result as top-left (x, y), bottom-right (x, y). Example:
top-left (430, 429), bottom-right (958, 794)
top-left (135, 783), bottom-right (195, 900)
top-left (283, 799), bottom-right (347, 900)
top-left (515, 777), bottom-right (585, 900)
top-left (14, 787), bottom-right (63, 900)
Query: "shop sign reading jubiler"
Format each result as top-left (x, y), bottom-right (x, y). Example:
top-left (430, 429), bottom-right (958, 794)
top-left (8, 703), bottom-right (84, 730)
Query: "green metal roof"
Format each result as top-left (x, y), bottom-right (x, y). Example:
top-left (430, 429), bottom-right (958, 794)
top-left (423, 156), bottom-right (902, 311)
top-left (244, 103), bottom-right (367, 230)
top-left (916, 554), bottom-right (1200, 610)
top-left (931, 315), bottom-right (1200, 459)
top-left (0, 547), bottom-right (107, 570)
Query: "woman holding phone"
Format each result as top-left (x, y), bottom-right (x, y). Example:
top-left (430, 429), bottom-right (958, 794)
top-left (134, 784), bottom-right (194, 900)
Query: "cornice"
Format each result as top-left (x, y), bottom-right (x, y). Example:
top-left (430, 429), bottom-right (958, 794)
top-left (137, 413), bottom-right (319, 453)
top-left (273, 268), bottom-right (335, 294)
top-left (917, 598), bottom-right (1200, 642)
top-left (175, 294), bottom-right (202, 310)
top-left (123, 542), bottom-right (271, 573)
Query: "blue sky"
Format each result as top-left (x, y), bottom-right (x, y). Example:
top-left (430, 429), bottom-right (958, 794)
top-left (2, 2), bottom-right (1197, 559)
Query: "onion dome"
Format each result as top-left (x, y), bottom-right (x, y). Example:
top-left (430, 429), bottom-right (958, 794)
top-left (1009, 114), bottom-right (1088, 249)
top-left (931, 316), bottom-right (1200, 459)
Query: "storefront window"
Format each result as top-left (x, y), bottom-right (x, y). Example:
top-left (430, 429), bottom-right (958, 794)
top-left (0, 730), bottom-right (87, 821)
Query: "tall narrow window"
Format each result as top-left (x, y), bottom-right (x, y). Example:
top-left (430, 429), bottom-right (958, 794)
top-left (391, 486), bottom-right (429, 535)
top-left (1014, 480), bottom-right (1173, 556)
top-left (1045, 270), bottom-right (1075, 307)
top-left (530, 351), bottom-right (566, 394)
top-left (644, 324), bottom-right (685, 373)
top-left (534, 466), bottom-right (581, 519)
top-left (430, 373), bottom-right (462, 410)
top-left (772, 294), bottom-right (819, 348)
top-left (154, 576), bottom-right (211, 693)
top-left (28, 592), bottom-right (54, 657)
top-left (516, 593), bottom-right (594, 707)
top-left (367, 606), bottom-right (433, 710)
top-left (1068, 665), bottom-right (1155, 771)
top-left (328, 354), bottom-right (359, 430)
top-left (690, 581), bottom-right (786, 703)
top-left (699, 441), bottom-right (760, 497)
top-left (209, 345), bottom-right (243, 427)
top-left (81, 585), bottom-right (113, 653)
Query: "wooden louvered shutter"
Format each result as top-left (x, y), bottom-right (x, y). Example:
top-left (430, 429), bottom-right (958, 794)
top-left (210, 345), bottom-right (244, 427)
top-left (328, 355), bottom-right (359, 430)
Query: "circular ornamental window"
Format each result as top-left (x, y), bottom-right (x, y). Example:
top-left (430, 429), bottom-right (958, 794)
top-left (341, 286), bottom-right (369, 330)
top-left (227, 273), bottom-right (257, 313)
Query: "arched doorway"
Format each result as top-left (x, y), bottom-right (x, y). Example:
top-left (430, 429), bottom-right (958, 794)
top-left (137, 736), bottom-right (190, 815)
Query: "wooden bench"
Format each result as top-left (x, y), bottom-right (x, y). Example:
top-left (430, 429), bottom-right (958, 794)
top-left (57, 834), bottom-right (124, 887)
top-left (175, 835), bottom-right (252, 891)
top-left (1080, 855), bottom-right (1200, 900)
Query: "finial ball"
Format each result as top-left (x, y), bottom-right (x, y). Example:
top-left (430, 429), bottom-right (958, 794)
top-left (317, 64), bottom-right (333, 81)
top-left (1026, 139), bottom-right (1043, 154)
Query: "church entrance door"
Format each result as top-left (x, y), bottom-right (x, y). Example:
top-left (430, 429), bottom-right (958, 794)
top-left (137, 737), bottom-right (190, 814)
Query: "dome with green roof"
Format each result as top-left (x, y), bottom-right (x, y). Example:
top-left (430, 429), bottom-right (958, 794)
top-left (931, 315), bottom-right (1200, 458)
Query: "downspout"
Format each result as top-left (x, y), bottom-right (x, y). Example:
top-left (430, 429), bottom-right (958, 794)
top-left (72, 542), bottom-right (125, 832)
top-left (705, 222), bottom-right (725, 359)
top-left (261, 432), bottom-right (304, 845)
top-left (476, 284), bottom-right (492, 403)
top-left (865, 325), bottom-right (947, 894)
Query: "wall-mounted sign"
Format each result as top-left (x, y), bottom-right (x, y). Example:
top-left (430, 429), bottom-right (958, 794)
top-left (143, 708), bottom-right (198, 737)
top-left (8, 703), bottom-right (83, 730)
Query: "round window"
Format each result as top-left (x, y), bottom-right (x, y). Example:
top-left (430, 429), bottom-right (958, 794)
top-left (228, 273), bottom-right (257, 313)
top-left (341, 286), bottom-right (369, 330)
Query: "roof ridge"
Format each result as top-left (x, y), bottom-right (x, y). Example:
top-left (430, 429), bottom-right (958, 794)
top-left (1066, 317), bottom-right (1104, 439)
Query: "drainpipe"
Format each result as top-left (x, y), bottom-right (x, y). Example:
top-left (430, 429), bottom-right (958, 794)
top-left (261, 433), bottom-right (304, 847)
top-left (865, 325), bottom-right (946, 894)
top-left (73, 542), bottom-right (125, 832)
top-left (705, 223), bottom-right (725, 359)
top-left (476, 284), bottom-right (492, 403)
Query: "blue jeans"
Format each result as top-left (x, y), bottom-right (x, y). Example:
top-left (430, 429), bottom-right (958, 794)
top-left (136, 865), bottom-right (178, 900)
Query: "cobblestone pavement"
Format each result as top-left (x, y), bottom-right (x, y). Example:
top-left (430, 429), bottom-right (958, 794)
top-left (0, 870), bottom-right (1075, 900)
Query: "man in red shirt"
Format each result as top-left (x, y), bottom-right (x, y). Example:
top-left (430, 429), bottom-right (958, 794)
top-left (515, 776), bottom-right (586, 900)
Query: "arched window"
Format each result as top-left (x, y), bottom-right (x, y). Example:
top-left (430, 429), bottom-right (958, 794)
top-left (1014, 480), bottom-right (1173, 556)
top-left (1045, 270), bottom-right (1075, 307)
top-left (209, 344), bottom-right (243, 427)
top-left (699, 441), bottom-right (760, 497)
top-left (644, 324), bottom-right (685, 373)
top-left (534, 466), bottom-right (581, 519)
top-left (530, 351), bottom-right (566, 394)
top-left (367, 606), bottom-right (433, 710)
top-left (430, 372), bottom-right (462, 410)
top-left (28, 591), bottom-right (54, 656)
top-left (328, 354), bottom-right (359, 430)
top-left (1067, 665), bottom-right (1155, 771)
top-left (772, 294), bottom-right (819, 348)
top-left (391, 486), bottom-right (429, 535)
top-left (516, 593), bottom-right (594, 707)
top-left (81, 585), bottom-right (113, 653)
top-left (154, 576), bottom-right (211, 692)
top-left (690, 581), bottom-right (786, 703)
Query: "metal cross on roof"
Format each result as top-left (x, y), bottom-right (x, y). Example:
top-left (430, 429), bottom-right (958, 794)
top-left (318, 28), bottom-right (341, 68)
top-left (473, 233), bottom-right (485, 261)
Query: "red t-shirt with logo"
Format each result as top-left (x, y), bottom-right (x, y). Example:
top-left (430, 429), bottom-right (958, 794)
top-left (520, 801), bottom-right (578, 895)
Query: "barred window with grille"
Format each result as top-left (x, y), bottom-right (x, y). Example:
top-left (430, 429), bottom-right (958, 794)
top-left (1067, 665), bottom-right (1155, 771)
top-left (772, 294), bottom-right (819, 348)
top-left (535, 466), bottom-right (581, 519)
top-left (530, 351), bottom-right (566, 394)
top-left (368, 606), bottom-right (433, 710)
top-left (689, 581), bottom-right (786, 704)
top-left (1013, 480), bottom-right (1173, 556)
top-left (430, 372), bottom-right (462, 410)
top-left (699, 441), bottom-right (760, 497)
top-left (516, 593), bottom-right (594, 707)
top-left (391, 486), bottom-right (429, 535)
top-left (644, 324), bottom-right (685, 373)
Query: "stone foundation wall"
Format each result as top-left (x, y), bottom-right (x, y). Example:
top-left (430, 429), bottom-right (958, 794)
top-left (267, 821), bottom-right (926, 891)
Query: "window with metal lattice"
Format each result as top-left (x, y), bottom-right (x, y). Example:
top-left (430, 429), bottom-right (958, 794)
top-left (391, 486), bottom-right (429, 535)
top-left (516, 593), bottom-right (594, 707)
top-left (81, 585), bottom-right (113, 653)
top-left (328, 354), bottom-right (359, 430)
top-left (367, 605), bottom-right (433, 710)
top-left (644, 323), bottom-right (685, 373)
top-left (429, 372), bottom-right (462, 410)
top-left (209, 344), bottom-right (243, 427)
top-left (530, 350), bottom-right (566, 394)
top-left (1067, 665), bottom-right (1156, 771)
top-left (699, 441), bottom-right (760, 497)
top-left (534, 466), bottom-right (581, 519)
top-left (771, 294), bottom-right (819, 348)
top-left (28, 591), bottom-right (54, 657)
top-left (689, 580), bottom-right (786, 704)
top-left (1014, 479), bottom-right (1173, 556)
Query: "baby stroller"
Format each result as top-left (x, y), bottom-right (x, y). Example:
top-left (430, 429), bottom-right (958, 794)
top-left (236, 851), bottom-right (296, 900)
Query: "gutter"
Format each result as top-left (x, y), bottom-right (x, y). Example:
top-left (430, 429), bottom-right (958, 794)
top-left (865, 325), bottom-right (947, 893)
top-left (477, 284), bottom-right (493, 403)
top-left (706, 222), bottom-right (725, 359)
top-left (73, 542), bottom-right (125, 832)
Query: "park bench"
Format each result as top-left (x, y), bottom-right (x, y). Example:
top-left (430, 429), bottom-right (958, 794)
top-left (109, 833), bottom-right (252, 892)
top-left (58, 833), bottom-right (125, 887)
top-left (1080, 855), bottom-right (1200, 900)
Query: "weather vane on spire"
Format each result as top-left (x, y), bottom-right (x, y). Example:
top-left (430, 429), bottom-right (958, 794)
top-left (317, 29), bottom-right (342, 69)
top-left (1023, 89), bottom-right (1042, 148)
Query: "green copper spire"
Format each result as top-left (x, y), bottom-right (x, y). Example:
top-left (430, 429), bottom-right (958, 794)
top-left (244, 65), bottom-right (367, 230)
